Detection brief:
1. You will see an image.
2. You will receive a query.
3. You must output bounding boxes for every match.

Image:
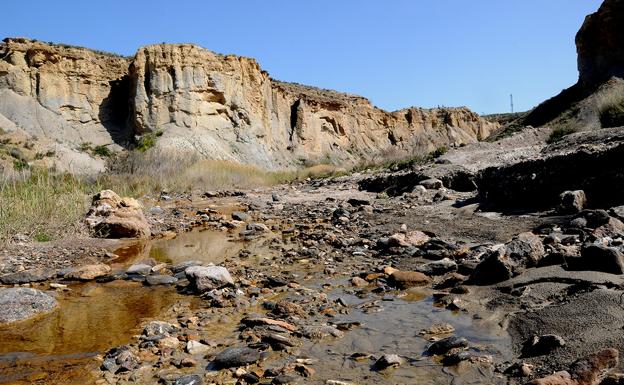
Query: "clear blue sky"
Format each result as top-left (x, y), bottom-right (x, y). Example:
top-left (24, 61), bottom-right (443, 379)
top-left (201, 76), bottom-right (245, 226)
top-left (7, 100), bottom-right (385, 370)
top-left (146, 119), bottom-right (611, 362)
top-left (3, 0), bottom-right (603, 114)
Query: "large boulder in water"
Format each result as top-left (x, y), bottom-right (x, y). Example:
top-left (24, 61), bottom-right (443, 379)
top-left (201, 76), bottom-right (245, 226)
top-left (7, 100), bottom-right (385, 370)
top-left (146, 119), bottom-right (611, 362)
top-left (185, 265), bottom-right (234, 292)
top-left (0, 288), bottom-right (58, 324)
top-left (85, 190), bottom-right (151, 238)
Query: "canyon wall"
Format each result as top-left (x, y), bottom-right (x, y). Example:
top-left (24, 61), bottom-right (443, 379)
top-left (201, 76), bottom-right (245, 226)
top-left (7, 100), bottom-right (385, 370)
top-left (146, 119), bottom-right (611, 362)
top-left (0, 38), bottom-right (499, 172)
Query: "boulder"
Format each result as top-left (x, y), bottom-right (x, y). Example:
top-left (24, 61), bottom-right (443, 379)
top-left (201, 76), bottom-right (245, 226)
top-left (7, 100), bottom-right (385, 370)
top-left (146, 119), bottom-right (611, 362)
top-left (470, 249), bottom-right (515, 285)
top-left (419, 178), bottom-right (443, 190)
top-left (557, 190), bottom-right (587, 214)
top-left (522, 334), bottom-right (566, 357)
top-left (386, 231), bottom-right (430, 247)
top-left (213, 347), bottom-right (261, 368)
top-left (388, 271), bottom-right (431, 288)
top-left (526, 348), bottom-right (619, 385)
top-left (506, 232), bottom-right (545, 267)
top-left (570, 348), bottom-right (619, 385)
top-left (572, 244), bottom-right (624, 274)
top-left (185, 265), bottom-right (234, 291)
top-left (426, 336), bottom-right (468, 355)
top-left (85, 190), bottom-right (151, 239)
top-left (64, 263), bottom-right (111, 280)
top-left (0, 288), bottom-right (58, 324)
top-left (374, 354), bottom-right (404, 370)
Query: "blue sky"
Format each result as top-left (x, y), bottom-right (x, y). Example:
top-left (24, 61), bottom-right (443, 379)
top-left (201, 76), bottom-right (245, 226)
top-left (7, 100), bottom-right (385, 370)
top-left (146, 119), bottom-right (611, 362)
top-left (3, 0), bottom-right (603, 114)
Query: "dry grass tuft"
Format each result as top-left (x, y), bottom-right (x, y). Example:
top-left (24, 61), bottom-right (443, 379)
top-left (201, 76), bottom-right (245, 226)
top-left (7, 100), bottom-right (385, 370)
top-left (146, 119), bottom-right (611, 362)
top-left (0, 171), bottom-right (91, 243)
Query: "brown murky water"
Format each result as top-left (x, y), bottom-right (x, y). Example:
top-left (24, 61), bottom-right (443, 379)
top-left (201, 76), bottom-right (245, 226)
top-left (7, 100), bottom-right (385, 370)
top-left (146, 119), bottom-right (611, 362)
top-left (0, 278), bottom-right (183, 383)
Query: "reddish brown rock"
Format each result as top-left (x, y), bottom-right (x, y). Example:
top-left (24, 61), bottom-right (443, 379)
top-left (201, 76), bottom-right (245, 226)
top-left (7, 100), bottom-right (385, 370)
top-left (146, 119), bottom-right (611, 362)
top-left (388, 271), bottom-right (431, 288)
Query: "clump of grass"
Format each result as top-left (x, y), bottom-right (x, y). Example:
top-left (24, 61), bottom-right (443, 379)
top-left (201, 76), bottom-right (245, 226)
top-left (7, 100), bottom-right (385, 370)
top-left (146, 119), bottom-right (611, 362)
top-left (12, 159), bottom-right (29, 171)
top-left (0, 170), bottom-right (91, 244)
top-left (93, 145), bottom-right (112, 157)
top-left (136, 130), bottom-right (163, 152)
top-left (546, 126), bottom-right (577, 144)
top-left (431, 145), bottom-right (448, 158)
top-left (600, 99), bottom-right (624, 128)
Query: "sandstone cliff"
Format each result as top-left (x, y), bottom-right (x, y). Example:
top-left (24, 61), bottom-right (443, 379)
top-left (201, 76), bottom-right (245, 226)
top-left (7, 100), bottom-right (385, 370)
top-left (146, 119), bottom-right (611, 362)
top-left (0, 38), bottom-right (499, 172)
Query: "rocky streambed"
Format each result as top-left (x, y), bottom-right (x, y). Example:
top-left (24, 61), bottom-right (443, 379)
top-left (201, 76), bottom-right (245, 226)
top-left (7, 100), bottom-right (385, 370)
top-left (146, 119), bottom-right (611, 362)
top-left (2, 172), bottom-right (624, 385)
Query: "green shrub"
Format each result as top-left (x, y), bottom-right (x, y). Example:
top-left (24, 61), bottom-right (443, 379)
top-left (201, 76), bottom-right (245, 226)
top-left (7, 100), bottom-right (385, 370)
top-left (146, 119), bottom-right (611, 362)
top-left (13, 159), bottom-right (29, 171)
top-left (93, 145), bottom-right (112, 157)
top-left (431, 146), bottom-right (448, 158)
top-left (600, 99), bottom-right (624, 128)
top-left (34, 232), bottom-right (53, 242)
top-left (136, 130), bottom-right (164, 152)
top-left (79, 142), bottom-right (93, 152)
top-left (546, 127), bottom-right (577, 144)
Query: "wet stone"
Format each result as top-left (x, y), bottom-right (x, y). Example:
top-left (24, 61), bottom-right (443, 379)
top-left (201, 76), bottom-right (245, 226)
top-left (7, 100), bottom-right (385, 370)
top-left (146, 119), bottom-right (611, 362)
top-left (374, 354), bottom-right (404, 370)
top-left (272, 374), bottom-right (298, 384)
top-left (126, 263), bottom-right (152, 275)
top-left (145, 275), bottom-right (179, 286)
top-left (442, 351), bottom-right (471, 366)
top-left (143, 320), bottom-right (178, 337)
top-left (0, 288), bottom-right (58, 324)
top-left (427, 336), bottom-right (469, 355)
top-left (214, 347), bottom-right (261, 368)
top-left (174, 374), bottom-right (203, 385)
top-left (232, 211), bottom-right (249, 221)
top-left (185, 265), bottom-right (234, 291)
top-left (0, 268), bottom-right (57, 284)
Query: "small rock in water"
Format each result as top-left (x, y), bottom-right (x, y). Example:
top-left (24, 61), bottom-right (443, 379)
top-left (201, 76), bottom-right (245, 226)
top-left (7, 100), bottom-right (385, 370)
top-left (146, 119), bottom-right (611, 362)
top-left (214, 347), bottom-right (261, 368)
top-left (145, 275), bottom-right (178, 285)
top-left (419, 323), bottom-right (455, 336)
top-left (185, 265), bottom-right (234, 291)
top-left (272, 375), bottom-right (298, 384)
top-left (64, 264), bottom-right (111, 280)
top-left (143, 320), bottom-right (177, 337)
top-left (427, 336), bottom-right (468, 355)
top-left (126, 263), bottom-right (152, 275)
top-left (175, 374), bottom-right (203, 385)
top-left (232, 211), bottom-right (249, 221)
top-left (388, 270), bottom-right (431, 288)
top-left (374, 354), bottom-right (404, 370)
top-left (441, 351), bottom-right (471, 366)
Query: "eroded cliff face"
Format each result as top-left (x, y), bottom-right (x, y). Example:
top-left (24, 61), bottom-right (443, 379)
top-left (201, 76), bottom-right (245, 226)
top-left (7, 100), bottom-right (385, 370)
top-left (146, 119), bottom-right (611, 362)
top-left (0, 38), bottom-right (131, 145)
top-left (0, 38), bottom-right (499, 171)
top-left (576, 0), bottom-right (624, 90)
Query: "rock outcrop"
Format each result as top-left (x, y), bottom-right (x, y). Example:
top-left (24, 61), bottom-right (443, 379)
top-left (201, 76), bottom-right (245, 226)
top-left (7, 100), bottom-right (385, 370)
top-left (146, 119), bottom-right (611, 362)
top-left (524, 0), bottom-right (624, 129)
top-left (0, 38), bottom-right (499, 172)
top-left (576, 0), bottom-right (624, 90)
top-left (477, 127), bottom-right (624, 210)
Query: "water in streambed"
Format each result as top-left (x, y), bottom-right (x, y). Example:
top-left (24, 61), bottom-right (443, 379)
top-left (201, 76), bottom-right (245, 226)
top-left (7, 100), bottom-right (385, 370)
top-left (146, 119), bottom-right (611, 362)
top-left (0, 225), bottom-right (512, 384)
